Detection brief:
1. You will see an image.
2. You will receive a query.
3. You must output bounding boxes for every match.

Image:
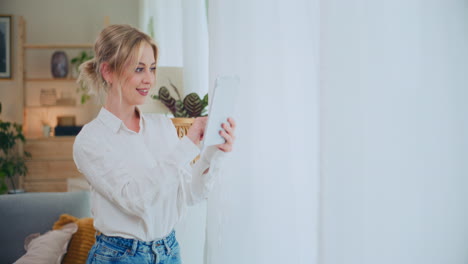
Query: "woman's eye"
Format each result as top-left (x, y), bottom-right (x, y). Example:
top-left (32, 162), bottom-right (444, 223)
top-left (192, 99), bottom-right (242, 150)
top-left (150, 67), bottom-right (156, 72)
top-left (135, 67), bottom-right (144, 73)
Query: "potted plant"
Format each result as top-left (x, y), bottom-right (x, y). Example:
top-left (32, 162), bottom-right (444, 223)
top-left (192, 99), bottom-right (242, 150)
top-left (70, 51), bottom-right (94, 104)
top-left (0, 102), bottom-right (31, 194)
top-left (151, 80), bottom-right (208, 138)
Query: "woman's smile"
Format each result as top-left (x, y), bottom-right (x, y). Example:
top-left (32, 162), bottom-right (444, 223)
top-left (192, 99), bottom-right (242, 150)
top-left (136, 88), bottom-right (149, 96)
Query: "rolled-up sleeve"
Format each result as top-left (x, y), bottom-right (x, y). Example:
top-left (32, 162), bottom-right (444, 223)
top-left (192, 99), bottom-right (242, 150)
top-left (160, 117), bottom-right (227, 206)
top-left (185, 146), bottom-right (226, 205)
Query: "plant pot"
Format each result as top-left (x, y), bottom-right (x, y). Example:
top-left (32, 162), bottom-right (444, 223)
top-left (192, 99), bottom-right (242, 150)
top-left (171, 118), bottom-right (194, 139)
top-left (8, 189), bottom-right (25, 194)
top-left (171, 118), bottom-right (200, 163)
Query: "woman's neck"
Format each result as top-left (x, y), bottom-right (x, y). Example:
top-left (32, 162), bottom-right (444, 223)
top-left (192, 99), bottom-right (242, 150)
top-left (105, 96), bottom-right (140, 132)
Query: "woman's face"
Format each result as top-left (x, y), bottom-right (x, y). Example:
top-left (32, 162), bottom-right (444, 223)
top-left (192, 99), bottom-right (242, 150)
top-left (120, 42), bottom-right (156, 106)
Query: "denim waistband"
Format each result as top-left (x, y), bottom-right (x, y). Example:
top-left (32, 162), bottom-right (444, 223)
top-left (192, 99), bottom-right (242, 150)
top-left (96, 230), bottom-right (176, 253)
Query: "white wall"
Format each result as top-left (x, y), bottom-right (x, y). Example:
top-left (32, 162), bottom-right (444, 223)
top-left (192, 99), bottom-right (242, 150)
top-left (320, 1), bottom-right (468, 263)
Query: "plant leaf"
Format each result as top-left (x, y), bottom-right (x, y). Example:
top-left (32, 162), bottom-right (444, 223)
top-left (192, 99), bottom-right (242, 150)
top-left (183, 93), bottom-right (203, 117)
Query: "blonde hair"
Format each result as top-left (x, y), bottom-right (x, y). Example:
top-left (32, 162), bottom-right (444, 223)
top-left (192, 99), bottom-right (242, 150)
top-left (77, 24), bottom-right (158, 104)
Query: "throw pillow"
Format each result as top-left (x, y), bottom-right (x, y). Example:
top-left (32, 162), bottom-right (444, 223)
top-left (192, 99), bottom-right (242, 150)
top-left (14, 222), bottom-right (78, 264)
top-left (53, 214), bottom-right (96, 264)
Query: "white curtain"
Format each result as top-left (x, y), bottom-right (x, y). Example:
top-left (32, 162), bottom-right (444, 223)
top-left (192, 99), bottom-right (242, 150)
top-left (207, 0), bottom-right (468, 263)
top-left (139, 0), bottom-right (208, 96)
top-left (140, 0), bottom-right (468, 263)
top-left (205, 1), bottom-right (320, 263)
top-left (139, 1), bottom-right (209, 264)
top-left (320, 0), bottom-right (468, 263)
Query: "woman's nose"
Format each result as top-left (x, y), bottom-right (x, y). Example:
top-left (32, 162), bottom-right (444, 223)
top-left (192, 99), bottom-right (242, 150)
top-left (143, 70), bottom-right (154, 84)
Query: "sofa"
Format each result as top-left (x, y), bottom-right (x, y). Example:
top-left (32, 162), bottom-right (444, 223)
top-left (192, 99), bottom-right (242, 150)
top-left (0, 191), bottom-right (91, 263)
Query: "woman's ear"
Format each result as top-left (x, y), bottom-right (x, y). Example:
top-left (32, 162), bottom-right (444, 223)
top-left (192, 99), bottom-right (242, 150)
top-left (100, 62), bottom-right (113, 85)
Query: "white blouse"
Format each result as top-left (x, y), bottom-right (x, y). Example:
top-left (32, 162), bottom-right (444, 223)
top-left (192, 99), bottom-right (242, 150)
top-left (73, 107), bottom-right (224, 241)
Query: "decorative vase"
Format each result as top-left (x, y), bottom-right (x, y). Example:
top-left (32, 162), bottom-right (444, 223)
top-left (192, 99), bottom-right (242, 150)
top-left (51, 51), bottom-right (68, 78)
top-left (42, 125), bottom-right (51, 138)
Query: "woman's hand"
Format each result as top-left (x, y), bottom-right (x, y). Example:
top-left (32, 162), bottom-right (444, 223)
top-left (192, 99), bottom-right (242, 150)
top-left (187, 117), bottom-right (207, 145)
top-left (217, 117), bottom-right (236, 152)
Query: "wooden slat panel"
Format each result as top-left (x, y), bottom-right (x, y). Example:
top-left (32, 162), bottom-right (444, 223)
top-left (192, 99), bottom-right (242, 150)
top-left (22, 137), bottom-right (78, 192)
top-left (23, 180), bottom-right (68, 192)
top-left (24, 43), bottom-right (93, 49)
top-left (26, 160), bottom-right (82, 180)
top-left (26, 78), bottom-right (77, 82)
top-left (25, 138), bottom-right (74, 160)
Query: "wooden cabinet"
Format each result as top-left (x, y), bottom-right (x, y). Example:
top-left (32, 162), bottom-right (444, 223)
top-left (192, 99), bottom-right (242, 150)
top-left (21, 136), bottom-right (84, 192)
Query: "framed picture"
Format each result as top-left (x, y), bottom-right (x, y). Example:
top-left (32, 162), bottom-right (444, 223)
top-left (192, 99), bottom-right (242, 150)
top-left (0, 15), bottom-right (12, 79)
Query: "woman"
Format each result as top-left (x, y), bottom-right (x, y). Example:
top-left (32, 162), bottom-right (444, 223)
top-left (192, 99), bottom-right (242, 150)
top-left (73, 24), bottom-right (236, 264)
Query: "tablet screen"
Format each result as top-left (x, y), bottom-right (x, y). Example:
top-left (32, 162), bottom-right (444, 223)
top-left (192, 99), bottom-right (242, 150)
top-left (202, 75), bottom-right (240, 148)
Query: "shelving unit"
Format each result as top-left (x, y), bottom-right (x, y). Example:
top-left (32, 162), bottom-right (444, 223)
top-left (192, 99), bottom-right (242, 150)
top-left (19, 16), bottom-right (95, 135)
top-left (18, 16), bottom-right (98, 192)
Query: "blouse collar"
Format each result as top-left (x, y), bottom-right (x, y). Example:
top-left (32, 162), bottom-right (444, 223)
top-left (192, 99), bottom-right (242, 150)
top-left (97, 106), bottom-right (145, 134)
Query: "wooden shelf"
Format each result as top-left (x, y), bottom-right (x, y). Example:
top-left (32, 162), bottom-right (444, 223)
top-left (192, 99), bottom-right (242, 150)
top-left (23, 44), bottom-right (93, 49)
top-left (26, 78), bottom-right (78, 82)
top-left (26, 136), bottom-right (76, 141)
top-left (25, 104), bottom-right (77, 108)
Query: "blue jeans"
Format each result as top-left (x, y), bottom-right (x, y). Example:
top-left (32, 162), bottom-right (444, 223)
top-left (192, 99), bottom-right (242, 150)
top-left (86, 230), bottom-right (182, 264)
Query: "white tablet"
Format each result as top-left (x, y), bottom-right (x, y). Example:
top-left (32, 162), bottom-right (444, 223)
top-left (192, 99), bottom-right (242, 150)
top-left (202, 75), bottom-right (240, 148)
